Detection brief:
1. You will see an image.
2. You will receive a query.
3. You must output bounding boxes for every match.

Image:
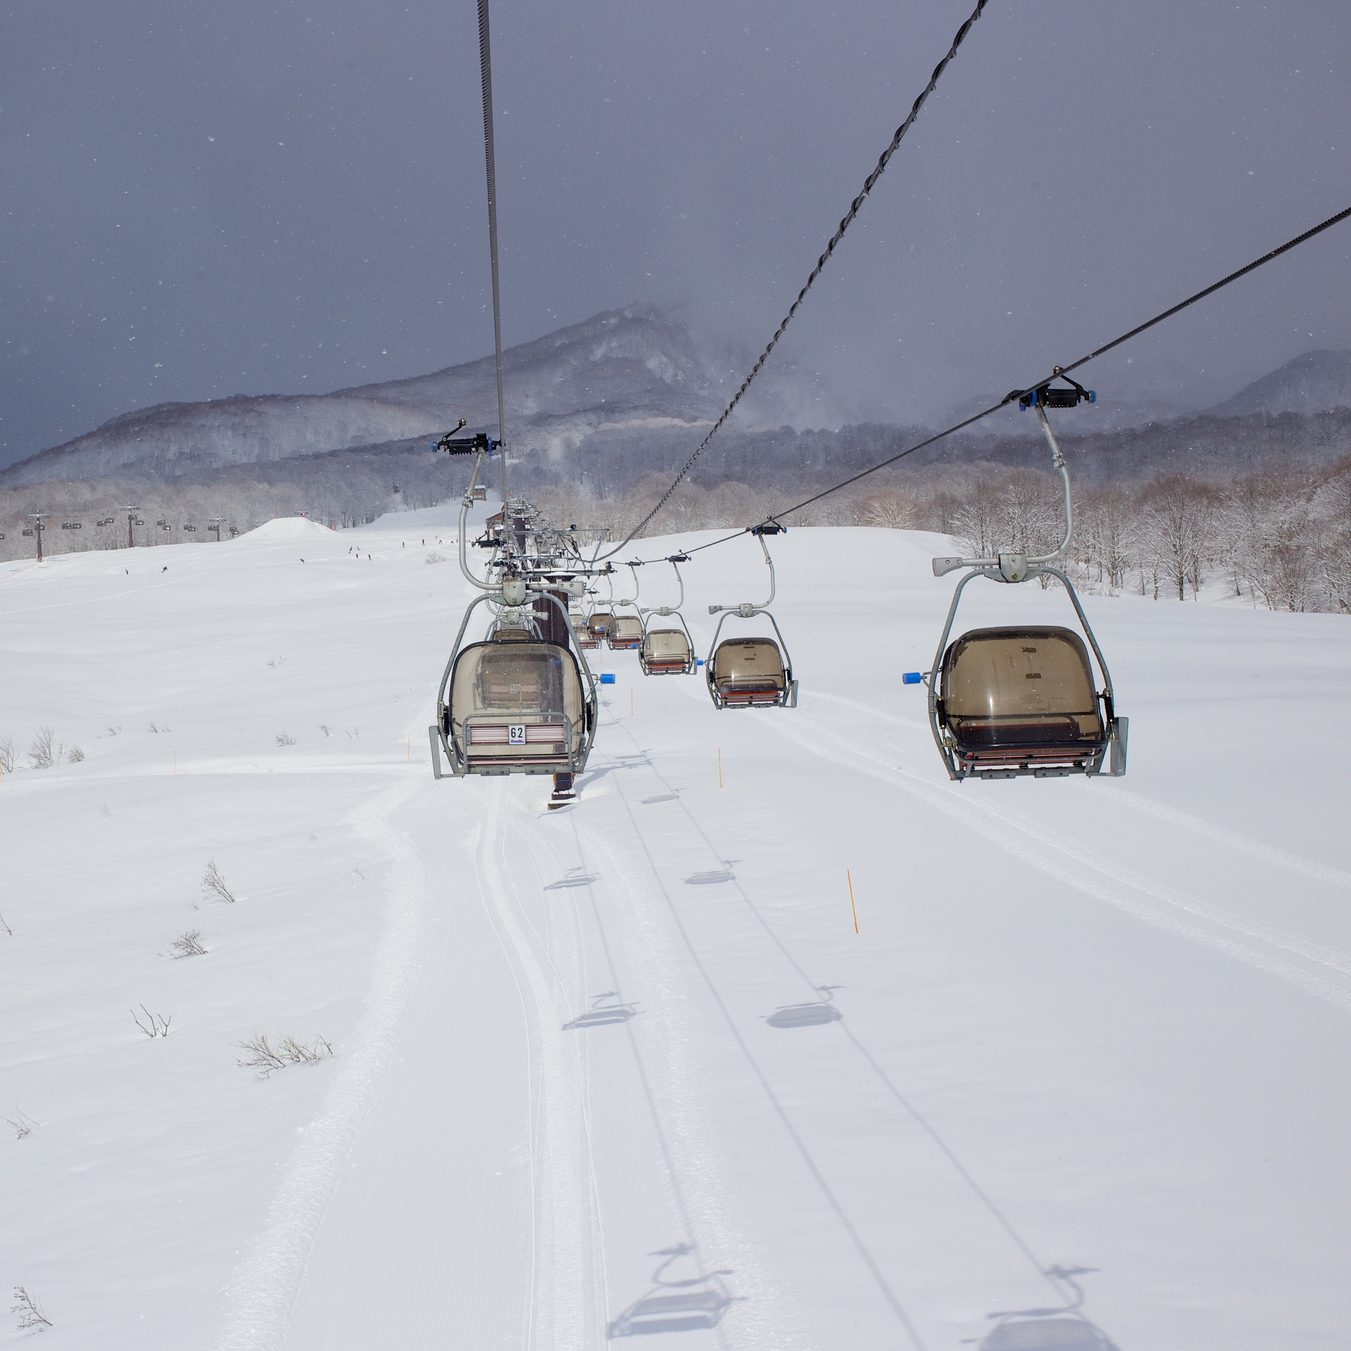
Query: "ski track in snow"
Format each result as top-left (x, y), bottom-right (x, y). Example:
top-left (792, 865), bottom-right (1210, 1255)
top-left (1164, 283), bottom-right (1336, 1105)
top-left (580, 710), bottom-right (1065, 1350)
top-left (574, 788), bottom-right (805, 1351)
top-left (213, 777), bottom-right (430, 1351)
top-left (510, 813), bottom-right (613, 1344)
top-left (817, 688), bottom-right (1351, 893)
top-left (474, 778), bottom-right (605, 1350)
top-left (756, 698), bottom-right (1351, 1013)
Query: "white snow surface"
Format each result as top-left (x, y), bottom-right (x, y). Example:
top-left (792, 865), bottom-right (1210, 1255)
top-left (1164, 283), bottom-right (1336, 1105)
top-left (2, 507), bottom-right (1349, 1351)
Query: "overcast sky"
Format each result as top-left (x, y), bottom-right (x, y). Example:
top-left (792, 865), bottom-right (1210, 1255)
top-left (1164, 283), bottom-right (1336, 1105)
top-left (3, 0), bottom-right (1349, 469)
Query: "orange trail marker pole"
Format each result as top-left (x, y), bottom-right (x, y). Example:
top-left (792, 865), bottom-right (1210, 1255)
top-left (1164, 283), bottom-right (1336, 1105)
top-left (630, 689), bottom-right (635, 718)
top-left (847, 868), bottom-right (859, 934)
top-left (717, 747), bottom-right (723, 788)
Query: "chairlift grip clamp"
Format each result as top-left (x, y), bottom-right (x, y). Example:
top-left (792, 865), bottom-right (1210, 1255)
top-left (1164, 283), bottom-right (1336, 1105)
top-left (1016, 367), bottom-right (1096, 411)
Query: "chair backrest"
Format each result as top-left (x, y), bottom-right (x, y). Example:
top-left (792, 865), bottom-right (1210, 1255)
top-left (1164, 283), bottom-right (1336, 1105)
top-left (452, 642), bottom-right (578, 721)
top-left (711, 637), bottom-right (786, 691)
top-left (941, 626), bottom-right (1103, 751)
top-left (643, 628), bottom-right (692, 663)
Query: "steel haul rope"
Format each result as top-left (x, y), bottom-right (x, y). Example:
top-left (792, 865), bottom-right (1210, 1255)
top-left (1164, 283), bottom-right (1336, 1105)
top-left (594, 0), bottom-right (992, 561)
top-left (477, 0), bottom-right (509, 499)
top-left (616, 203), bottom-right (1351, 565)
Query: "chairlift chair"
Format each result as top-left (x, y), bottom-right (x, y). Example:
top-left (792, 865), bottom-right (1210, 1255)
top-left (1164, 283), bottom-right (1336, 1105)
top-left (638, 555), bottom-right (697, 675)
top-left (920, 376), bottom-right (1126, 781)
top-left (706, 526), bottom-right (798, 709)
top-left (608, 610), bottom-right (645, 650)
top-left (429, 452), bottom-right (598, 780)
top-left (640, 623), bottom-right (695, 675)
top-left (604, 564), bottom-right (645, 649)
top-left (573, 614), bottom-right (600, 649)
top-left (430, 591), bottom-right (598, 778)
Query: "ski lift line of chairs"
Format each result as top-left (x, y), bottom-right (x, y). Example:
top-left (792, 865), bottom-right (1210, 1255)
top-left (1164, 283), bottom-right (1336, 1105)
top-left (911, 374), bottom-right (1127, 781)
top-left (429, 588), bottom-right (598, 779)
top-left (705, 524), bottom-right (798, 709)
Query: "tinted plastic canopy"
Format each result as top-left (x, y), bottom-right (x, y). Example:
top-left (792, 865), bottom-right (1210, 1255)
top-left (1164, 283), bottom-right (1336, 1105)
top-left (940, 626), bottom-right (1107, 772)
top-left (640, 627), bottom-right (694, 674)
top-left (609, 614), bottom-right (644, 649)
top-left (446, 640), bottom-right (589, 773)
top-left (708, 636), bottom-right (789, 707)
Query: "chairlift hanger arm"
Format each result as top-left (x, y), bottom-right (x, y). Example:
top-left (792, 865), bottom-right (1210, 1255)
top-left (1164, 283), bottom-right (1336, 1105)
top-left (639, 555), bottom-right (688, 617)
top-left (931, 395), bottom-right (1082, 580)
top-left (709, 526), bottom-right (781, 614)
top-left (458, 448), bottom-right (499, 591)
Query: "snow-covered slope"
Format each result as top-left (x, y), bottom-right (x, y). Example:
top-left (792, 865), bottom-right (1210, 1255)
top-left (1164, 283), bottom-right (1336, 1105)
top-left (2, 512), bottom-right (1349, 1350)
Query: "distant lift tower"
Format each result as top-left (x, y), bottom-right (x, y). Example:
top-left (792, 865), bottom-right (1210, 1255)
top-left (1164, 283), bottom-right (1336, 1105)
top-left (121, 504), bottom-right (141, 549)
top-left (26, 513), bottom-right (48, 563)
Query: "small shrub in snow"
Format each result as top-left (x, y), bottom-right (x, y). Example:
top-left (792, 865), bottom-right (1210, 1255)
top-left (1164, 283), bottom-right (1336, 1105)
top-left (0, 911), bottom-right (11, 936)
top-left (27, 727), bottom-right (57, 769)
top-left (318, 723), bottom-right (332, 738)
top-left (236, 1033), bottom-right (333, 1078)
top-left (275, 731), bottom-right (297, 746)
top-left (0, 736), bottom-right (15, 774)
top-left (425, 550), bottom-right (447, 564)
top-left (147, 722), bottom-right (170, 734)
top-left (171, 928), bottom-right (208, 959)
top-left (66, 745), bottom-right (85, 764)
top-left (202, 859), bottom-right (237, 904)
top-left (11, 1286), bottom-right (52, 1330)
top-left (3, 1109), bottom-right (39, 1140)
top-left (105, 724), bottom-right (122, 737)
top-left (131, 1004), bottom-right (172, 1038)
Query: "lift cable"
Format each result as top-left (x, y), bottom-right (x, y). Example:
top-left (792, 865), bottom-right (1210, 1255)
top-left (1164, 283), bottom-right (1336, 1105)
top-left (615, 201), bottom-right (1351, 565)
top-left (590, 0), bottom-right (992, 564)
top-left (477, 0), bottom-right (509, 499)
top-left (762, 201), bottom-right (1351, 527)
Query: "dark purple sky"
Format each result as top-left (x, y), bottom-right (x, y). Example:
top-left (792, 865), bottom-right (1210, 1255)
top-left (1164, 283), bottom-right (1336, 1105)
top-left (3, 0), bottom-right (1349, 467)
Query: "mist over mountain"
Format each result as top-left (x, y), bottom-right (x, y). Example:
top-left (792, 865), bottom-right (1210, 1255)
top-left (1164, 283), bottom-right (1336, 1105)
top-left (0, 304), bottom-right (862, 489)
top-left (4, 306), bottom-right (1349, 521)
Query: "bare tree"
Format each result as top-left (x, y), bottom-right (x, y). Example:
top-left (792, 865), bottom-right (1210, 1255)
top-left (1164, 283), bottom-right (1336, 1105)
top-left (202, 859), bottom-right (237, 904)
top-left (236, 1033), bottom-right (334, 1078)
top-left (27, 727), bottom-right (58, 770)
top-left (131, 1004), bottom-right (172, 1038)
top-left (12, 1287), bottom-right (53, 1330)
top-left (171, 929), bottom-right (208, 959)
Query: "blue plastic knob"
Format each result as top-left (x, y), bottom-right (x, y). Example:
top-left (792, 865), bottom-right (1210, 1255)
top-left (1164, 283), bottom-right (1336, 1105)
top-left (599, 672), bottom-right (616, 685)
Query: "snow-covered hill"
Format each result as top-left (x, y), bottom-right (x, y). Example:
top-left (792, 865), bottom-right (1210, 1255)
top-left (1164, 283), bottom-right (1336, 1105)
top-left (1205, 348), bottom-right (1351, 419)
top-left (3, 510), bottom-right (1350, 1350)
top-left (0, 305), bottom-right (851, 488)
